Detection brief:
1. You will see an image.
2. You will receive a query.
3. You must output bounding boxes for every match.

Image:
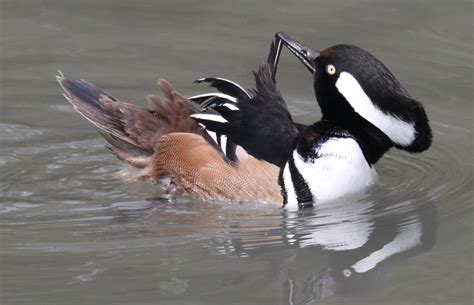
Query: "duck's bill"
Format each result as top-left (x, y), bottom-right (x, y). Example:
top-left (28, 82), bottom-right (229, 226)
top-left (275, 32), bottom-right (320, 73)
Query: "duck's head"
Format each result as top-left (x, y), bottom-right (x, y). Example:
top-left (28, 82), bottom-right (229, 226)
top-left (275, 32), bottom-right (432, 157)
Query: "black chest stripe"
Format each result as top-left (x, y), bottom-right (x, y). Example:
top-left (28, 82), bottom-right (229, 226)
top-left (278, 168), bottom-right (288, 207)
top-left (288, 155), bottom-right (314, 207)
top-left (225, 141), bottom-right (238, 163)
top-left (216, 133), bottom-right (222, 147)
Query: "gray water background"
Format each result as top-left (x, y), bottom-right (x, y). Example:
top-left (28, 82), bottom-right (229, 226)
top-left (1, 0), bottom-right (473, 304)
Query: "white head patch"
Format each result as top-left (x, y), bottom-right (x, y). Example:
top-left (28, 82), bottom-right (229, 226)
top-left (335, 72), bottom-right (416, 146)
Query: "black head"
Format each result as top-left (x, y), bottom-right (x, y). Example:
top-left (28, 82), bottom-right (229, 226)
top-left (275, 33), bottom-right (432, 155)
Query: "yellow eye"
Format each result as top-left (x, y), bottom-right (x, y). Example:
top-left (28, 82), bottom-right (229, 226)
top-left (326, 64), bottom-right (336, 75)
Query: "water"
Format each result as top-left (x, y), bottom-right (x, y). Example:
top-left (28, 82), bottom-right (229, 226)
top-left (1, 0), bottom-right (472, 304)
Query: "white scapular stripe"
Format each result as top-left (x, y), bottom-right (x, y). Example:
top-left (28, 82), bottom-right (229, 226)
top-left (282, 163), bottom-right (298, 209)
top-left (335, 72), bottom-right (416, 146)
top-left (221, 103), bottom-right (239, 111)
top-left (351, 217), bottom-right (422, 273)
top-left (190, 113), bottom-right (228, 123)
top-left (292, 137), bottom-right (377, 204)
top-left (206, 130), bottom-right (218, 144)
top-left (195, 77), bottom-right (251, 98)
top-left (220, 135), bottom-right (228, 152)
top-left (188, 92), bottom-right (238, 103)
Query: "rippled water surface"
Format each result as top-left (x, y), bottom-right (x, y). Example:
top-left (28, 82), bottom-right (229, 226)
top-left (1, 1), bottom-right (472, 304)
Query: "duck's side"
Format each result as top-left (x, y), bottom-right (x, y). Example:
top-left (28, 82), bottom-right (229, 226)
top-left (58, 73), bottom-right (283, 205)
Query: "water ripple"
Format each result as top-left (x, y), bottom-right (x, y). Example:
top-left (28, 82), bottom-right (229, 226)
top-left (0, 113), bottom-right (471, 267)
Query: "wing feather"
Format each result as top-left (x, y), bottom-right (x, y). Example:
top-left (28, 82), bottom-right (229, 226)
top-left (190, 62), bottom-right (305, 167)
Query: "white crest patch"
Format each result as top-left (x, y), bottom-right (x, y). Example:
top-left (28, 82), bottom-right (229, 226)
top-left (290, 137), bottom-right (377, 206)
top-left (335, 72), bottom-right (416, 146)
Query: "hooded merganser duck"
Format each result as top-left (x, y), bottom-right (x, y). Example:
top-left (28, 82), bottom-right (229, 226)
top-left (57, 32), bottom-right (432, 209)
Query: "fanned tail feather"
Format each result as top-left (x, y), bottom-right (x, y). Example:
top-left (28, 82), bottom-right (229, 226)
top-left (57, 72), bottom-right (201, 168)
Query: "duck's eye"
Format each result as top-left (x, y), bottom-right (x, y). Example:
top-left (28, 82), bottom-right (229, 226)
top-left (326, 64), bottom-right (336, 75)
top-left (342, 269), bottom-right (352, 278)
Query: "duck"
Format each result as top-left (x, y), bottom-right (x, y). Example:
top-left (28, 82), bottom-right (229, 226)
top-left (57, 32), bottom-right (432, 209)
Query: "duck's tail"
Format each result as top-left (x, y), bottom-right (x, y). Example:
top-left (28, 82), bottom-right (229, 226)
top-left (57, 72), bottom-right (201, 169)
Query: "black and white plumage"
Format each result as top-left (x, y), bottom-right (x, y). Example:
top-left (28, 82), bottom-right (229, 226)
top-left (57, 31), bottom-right (433, 209)
top-left (187, 32), bottom-right (432, 209)
top-left (189, 62), bottom-right (303, 168)
top-left (201, 197), bottom-right (437, 301)
top-left (296, 199), bottom-right (437, 299)
top-left (265, 33), bottom-right (432, 208)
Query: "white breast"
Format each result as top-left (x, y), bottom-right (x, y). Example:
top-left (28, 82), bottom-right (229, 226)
top-left (284, 137), bottom-right (377, 209)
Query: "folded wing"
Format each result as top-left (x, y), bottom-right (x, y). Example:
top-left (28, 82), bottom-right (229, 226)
top-left (190, 62), bottom-right (303, 168)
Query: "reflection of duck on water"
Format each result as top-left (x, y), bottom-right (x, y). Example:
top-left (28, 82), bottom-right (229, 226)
top-left (198, 197), bottom-right (437, 304)
top-left (282, 199), bottom-right (437, 304)
top-left (113, 186), bottom-right (437, 303)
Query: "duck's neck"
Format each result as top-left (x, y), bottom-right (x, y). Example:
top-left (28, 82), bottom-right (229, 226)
top-left (318, 116), bottom-right (393, 165)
